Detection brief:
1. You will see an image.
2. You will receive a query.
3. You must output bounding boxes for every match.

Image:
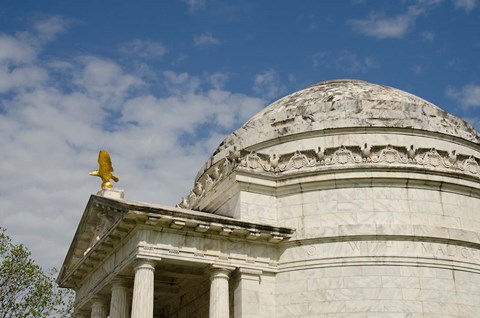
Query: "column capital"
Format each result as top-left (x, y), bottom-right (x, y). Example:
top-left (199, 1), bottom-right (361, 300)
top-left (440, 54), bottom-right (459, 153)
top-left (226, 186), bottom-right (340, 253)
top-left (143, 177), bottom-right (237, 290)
top-left (91, 296), bottom-right (107, 305)
top-left (133, 258), bottom-right (157, 272)
top-left (111, 276), bottom-right (131, 288)
top-left (90, 296), bottom-right (108, 318)
top-left (209, 265), bottom-right (235, 280)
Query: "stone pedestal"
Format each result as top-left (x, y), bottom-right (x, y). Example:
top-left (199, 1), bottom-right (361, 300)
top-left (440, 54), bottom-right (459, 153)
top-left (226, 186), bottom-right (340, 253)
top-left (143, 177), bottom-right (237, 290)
top-left (131, 260), bottom-right (156, 318)
top-left (110, 280), bottom-right (130, 318)
top-left (96, 188), bottom-right (125, 199)
top-left (209, 266), bottom-right (234, 318)
top-left (91, 298), bottom-right (107, 318)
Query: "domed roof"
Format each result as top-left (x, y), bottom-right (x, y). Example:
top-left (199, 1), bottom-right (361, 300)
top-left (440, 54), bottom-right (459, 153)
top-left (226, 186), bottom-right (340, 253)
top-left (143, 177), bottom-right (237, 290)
top-left (186, 79), bottom-right (480, 210)
top-left (213, 79), bottom-right (480, 156)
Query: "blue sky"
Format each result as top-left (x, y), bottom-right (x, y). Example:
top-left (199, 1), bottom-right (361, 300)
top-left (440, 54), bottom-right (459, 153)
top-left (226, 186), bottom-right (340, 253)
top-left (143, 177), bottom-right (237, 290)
top-left (1, 0), bottom-right (479, 270)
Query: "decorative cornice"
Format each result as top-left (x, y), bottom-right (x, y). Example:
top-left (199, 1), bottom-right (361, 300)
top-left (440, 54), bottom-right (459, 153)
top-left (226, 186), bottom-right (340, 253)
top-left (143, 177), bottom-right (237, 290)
top-left (131, 209), bottom-right (293, 243)
top-left (58, 195), bottom-right (295, 289)
top-left (180, 144), bottom-right (480, 209)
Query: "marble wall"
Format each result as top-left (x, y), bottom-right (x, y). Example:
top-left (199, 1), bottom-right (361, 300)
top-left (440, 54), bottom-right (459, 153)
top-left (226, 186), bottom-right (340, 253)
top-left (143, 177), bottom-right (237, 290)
top-left (275, 266), bottom-right (480, 317)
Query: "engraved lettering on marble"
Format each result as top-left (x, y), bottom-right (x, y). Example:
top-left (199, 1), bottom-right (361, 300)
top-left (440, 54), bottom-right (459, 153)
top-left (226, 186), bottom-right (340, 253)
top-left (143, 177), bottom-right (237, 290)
top-left (304, 241), bottom-right (480, 263)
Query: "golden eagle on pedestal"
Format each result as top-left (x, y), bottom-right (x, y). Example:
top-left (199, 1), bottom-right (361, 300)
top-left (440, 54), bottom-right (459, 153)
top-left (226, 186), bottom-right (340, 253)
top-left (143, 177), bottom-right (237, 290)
top-left (90, 150), bottom-right (119, 189)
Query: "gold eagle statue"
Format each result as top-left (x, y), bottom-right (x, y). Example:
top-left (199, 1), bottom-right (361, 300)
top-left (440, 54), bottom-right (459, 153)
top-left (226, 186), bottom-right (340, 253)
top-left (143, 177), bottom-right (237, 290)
top-left (90, 150), bottom-right (119, 189)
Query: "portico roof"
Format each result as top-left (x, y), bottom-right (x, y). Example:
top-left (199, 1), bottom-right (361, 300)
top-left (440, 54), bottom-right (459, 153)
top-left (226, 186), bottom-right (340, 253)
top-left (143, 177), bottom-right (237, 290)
top-left (58, 192), bottom-right (295, 289)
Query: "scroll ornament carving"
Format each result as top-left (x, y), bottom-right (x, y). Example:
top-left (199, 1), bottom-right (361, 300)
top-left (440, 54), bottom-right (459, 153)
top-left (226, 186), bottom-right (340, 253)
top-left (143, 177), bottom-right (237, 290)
top-left (178, 143), bottom-right (480, 209)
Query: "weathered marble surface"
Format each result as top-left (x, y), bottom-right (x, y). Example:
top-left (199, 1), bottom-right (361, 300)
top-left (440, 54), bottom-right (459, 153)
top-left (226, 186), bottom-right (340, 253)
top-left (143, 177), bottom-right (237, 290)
top-left (194, 80), bottom-right (480, 183)
top-left (216, 79), bottom-right (480, 155)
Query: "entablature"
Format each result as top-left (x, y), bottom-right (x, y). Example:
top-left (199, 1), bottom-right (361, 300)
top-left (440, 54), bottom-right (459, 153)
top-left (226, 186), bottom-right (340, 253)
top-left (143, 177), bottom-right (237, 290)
top-left (58, 194), bottom-right (295, 289)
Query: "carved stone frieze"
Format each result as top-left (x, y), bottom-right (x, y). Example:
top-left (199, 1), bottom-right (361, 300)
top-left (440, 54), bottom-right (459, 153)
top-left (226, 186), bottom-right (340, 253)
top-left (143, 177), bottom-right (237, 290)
top-left (370, 145), bottom-right (408, 164)
top-left (179, 144), bottom-right (480, 209)
top-left (325, 146), bottom-right (362, 165)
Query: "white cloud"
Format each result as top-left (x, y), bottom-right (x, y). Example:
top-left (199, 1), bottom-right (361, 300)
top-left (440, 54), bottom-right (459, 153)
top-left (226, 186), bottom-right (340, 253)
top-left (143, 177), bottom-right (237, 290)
top-left (208, 72), bottom-right (230, 89)
top-left (312, 50), bottom-right (379, 73)
top-left (412, 64), bottom-right (423, 76)
top-left (119, 39), bottom-right (167, 59)
top-left (253, 69), bottom-right (286, 100)
top-left (193, 32), bottom-right (220, 47)
top-left (0, 34), bottom-right (36, 65)
top-left (33, 16), bottom-right (69, 42)
top-left (349, 12), bottom-right (414, 39)
top-left (0, 22), bottom-right (265, 272)
top-left (163, 70), bottom-right (201, 94)
top-left (420, 31), bottom-right (435, 41)
top-left (446, 84), bottom-right (480, 107)
top-left (75, 56), bottom-right (145, 103)
top-left (453, 0), bottom-right (477, 12)
top-left (0, 66), bottom-right (48, 93)
top-left (0, 16), bottom-right (70, 95)
top-left (348, 1), bottom-right (440, 39)
top-left (182, 0), bottom-right (207, 12)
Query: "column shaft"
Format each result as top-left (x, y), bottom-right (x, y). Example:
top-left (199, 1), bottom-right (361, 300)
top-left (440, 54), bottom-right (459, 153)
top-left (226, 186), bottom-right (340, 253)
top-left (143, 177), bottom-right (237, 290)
top-left (209, 267), bottom-right (232, 318)
top-left (110, 281), bottom-right (130, 318)
top-left (131, 260), bottom-right (155, 318)
top-left (91, 299), bottom-right (107, 318)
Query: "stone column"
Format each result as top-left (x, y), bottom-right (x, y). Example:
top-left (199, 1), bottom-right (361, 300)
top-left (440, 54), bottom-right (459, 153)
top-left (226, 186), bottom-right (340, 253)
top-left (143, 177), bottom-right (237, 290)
top-left (91, 297), bottom-right (108, 318)
top-left (131, 259), bottom-right (156, 318)
top-left (209, 266), bottom-right (234, 318)
top-left (110, 279), bottom-right (130, 318)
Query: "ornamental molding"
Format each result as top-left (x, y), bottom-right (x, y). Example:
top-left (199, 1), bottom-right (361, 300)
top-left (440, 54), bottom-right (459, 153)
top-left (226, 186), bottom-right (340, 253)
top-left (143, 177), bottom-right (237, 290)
top-left (179, 144), bottom-right (480, 209)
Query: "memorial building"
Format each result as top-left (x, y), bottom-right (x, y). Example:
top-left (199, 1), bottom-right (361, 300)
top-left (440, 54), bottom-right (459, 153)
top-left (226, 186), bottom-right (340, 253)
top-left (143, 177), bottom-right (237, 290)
top-left (58, 80), bottom-right (480, 317)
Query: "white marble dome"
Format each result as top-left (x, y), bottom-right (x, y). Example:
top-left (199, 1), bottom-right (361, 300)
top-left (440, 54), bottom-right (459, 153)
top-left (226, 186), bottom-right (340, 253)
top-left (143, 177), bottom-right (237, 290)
top-left (192, 79), bottom-right (480, 191)
top-left (208, 79), bottom-right (479, 165)
top-left (177, 79), bottom-right (480, 316)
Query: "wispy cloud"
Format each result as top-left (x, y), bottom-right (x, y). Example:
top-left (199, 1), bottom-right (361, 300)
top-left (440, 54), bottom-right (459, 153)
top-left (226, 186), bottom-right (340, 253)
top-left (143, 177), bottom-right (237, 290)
top-left (208, 72), bottom-right (230, 89)
top-left (181, 0), bottom-right (207, 12)
top-left (348, 1), bottom-right (440, 39)
top-left (33, 16), bottom-right (70, 43)
top-left (119, 39), bottom-right (167, 59)
top-left (412, 64), bottom-right (423, 76)
top-left (193, 32), bottom-right (220, 47)
top-left (453, 0), bottom-right (477, 12)
top-left (349, 12), bottom-right (414, 39)
top-left (252, 69), bottom-right (285, 100)
top-left (0, 16), bottom-right (71, 93)
top-left (446, 84), bottom-right (480, 107)
top-left (312, 49), bottom-right (379, 73)
top-left (420, 31), bottom-right (435, 41)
